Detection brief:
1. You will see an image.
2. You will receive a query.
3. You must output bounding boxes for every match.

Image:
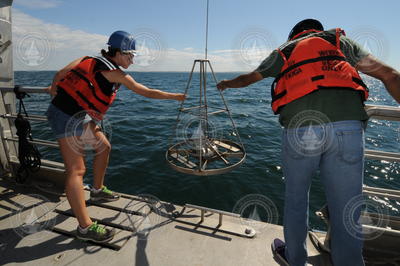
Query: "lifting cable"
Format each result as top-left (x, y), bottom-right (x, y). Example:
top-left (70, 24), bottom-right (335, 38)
top-left (14, 86), bottom-right (41, 183)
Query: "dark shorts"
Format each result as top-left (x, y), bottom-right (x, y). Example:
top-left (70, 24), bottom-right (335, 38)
top-left (46, 104), bottom-right (91, 139)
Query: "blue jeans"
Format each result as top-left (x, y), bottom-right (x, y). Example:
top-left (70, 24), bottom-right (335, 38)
top-left (282, 120), bottom-right (365, 266)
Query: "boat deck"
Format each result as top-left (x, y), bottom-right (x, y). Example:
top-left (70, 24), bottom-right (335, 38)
top-left (0, 176), bottom-right (331, 266)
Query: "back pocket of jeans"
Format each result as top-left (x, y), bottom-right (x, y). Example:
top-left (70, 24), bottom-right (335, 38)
top-left (337, 129), bottom-right (363, 164)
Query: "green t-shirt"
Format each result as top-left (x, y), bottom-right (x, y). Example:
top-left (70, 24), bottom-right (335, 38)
top-left (255, 29), bottom-right (370, 128)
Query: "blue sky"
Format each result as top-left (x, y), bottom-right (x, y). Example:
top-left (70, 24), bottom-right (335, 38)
top-left (11, 0), bottom-right (400, 71)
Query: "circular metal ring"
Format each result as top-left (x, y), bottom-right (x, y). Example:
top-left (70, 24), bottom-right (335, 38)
top-left (166, 138), bottom-right (246, 176)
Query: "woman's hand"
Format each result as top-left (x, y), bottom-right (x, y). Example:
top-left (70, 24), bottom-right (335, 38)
top-left (217, 80), bottom-right (229, 91)
top-left (172, 93), bottom-right (186, 101)
top-left (45, 85), bottom-right (57, 96)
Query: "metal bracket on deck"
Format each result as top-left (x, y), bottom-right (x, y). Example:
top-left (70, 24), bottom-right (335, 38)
top-left (174, 203), bottom-right (256, 238)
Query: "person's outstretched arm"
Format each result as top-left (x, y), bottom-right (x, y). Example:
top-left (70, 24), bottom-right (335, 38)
top-left (356, 54), bottom-right (400, 103)
top-left (102, 70), bottom-right (186, 101)
top-left (217, 71), bottom-right (264, 91)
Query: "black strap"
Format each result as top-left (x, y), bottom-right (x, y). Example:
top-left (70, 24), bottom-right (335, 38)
top-left (274, 55), bottom-right (347, 84)
top-left (311, 75), bottom-right (325, 82)
top-left (271, 74), bottom-right (369, 106)
top-left (352, 77), bottom-right (369, 91)
top-left (271, 55), bottom-right (348, 103)
top-left (310, 75), bottom-right (368, 91)
top-left (76, 91), bottom-right (102, 113)
top-left (271, 80), bottom-right (286, 102)
top-left (282, 32), bottom-right (338, 59)
top-left (70, 69), bottom-right (109, 106)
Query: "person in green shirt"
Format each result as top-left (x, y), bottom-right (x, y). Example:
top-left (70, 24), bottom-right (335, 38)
top-left (217, 19), bottom-right (400, 266)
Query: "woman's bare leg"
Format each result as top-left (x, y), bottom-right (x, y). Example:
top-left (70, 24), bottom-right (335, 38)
top-left (83, 122), bottom-right (111, 190)
top-left (58, 137), bottom-right (92, 228)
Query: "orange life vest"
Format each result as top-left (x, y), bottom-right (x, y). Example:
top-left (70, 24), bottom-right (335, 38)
top-left (57, 56), bottom-right (120, 120)
top-left (271, 28), bottom-right (369, 114)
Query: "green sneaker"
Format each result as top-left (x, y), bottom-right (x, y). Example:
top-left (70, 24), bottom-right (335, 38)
top-left (90, 186), bottom-right (120, 202)
top-left (76, 221), bottom-right (115, 243)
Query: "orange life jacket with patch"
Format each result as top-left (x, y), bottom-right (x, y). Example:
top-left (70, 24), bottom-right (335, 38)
top-left (271, 28), bottom-right (369, 114)
top-left (57, 56), bottom-right (120, 120)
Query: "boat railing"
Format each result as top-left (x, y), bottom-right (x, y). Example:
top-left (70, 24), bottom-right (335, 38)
top-left (363, 104), bottom-right (400, 197)
top-left (0, 87), bottom-right (59, 149)
top-left (0, 86), bottom-right (65, 185)
top-left (0, 87), bottom-right (400, 184)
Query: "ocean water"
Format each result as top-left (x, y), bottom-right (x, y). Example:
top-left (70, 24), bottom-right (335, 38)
top-left (14, 71), bottom-right (400, 230)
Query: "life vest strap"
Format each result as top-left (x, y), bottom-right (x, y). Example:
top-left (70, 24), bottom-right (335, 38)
top-left (311, 75), bottom-right (325, 82)
top-left (75, 91), bottom-right (102, 113)
top-left (271, 74), bottom-right (368, 103)
top-left (70, 69), bottom-right (95, 89)
top-left (352, 77), bottom-right (368, 90)
top-left (311, 74), bottom-right (368, 90)
top-left (274, 55), bottom-right (347, 83)
top-left (271, 83), bottom-right (286, 102)
top-left (70, 69), bottom-right (110, 106)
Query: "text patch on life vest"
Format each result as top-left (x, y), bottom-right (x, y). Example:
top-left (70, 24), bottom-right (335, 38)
top-left (321, 60), bottom-right (343, 71)
top-left (285, 67), bottom-right (302, 80)
top-left (318, 50), bottom-right (340, 57)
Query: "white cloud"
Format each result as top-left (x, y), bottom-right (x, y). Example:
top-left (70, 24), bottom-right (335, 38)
top-left (12, 9), bottom-right (266, 72)
top-left (13, 9), bottom-right (108, 70)
top-left (14, 0), bottom-right (62, 9)
top-left (130, 46), bottom-right (269, 72)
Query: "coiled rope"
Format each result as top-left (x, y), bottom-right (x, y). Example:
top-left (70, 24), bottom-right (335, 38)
top-left (14, 86), bottom-right (41, 183)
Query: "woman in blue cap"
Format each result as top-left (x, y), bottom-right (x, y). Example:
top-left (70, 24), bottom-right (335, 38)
top-left (46, 30), bottom-right (185, 243)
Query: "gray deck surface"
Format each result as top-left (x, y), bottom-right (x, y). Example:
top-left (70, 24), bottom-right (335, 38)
top-left (0, 177), bottom-right (331, 266)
